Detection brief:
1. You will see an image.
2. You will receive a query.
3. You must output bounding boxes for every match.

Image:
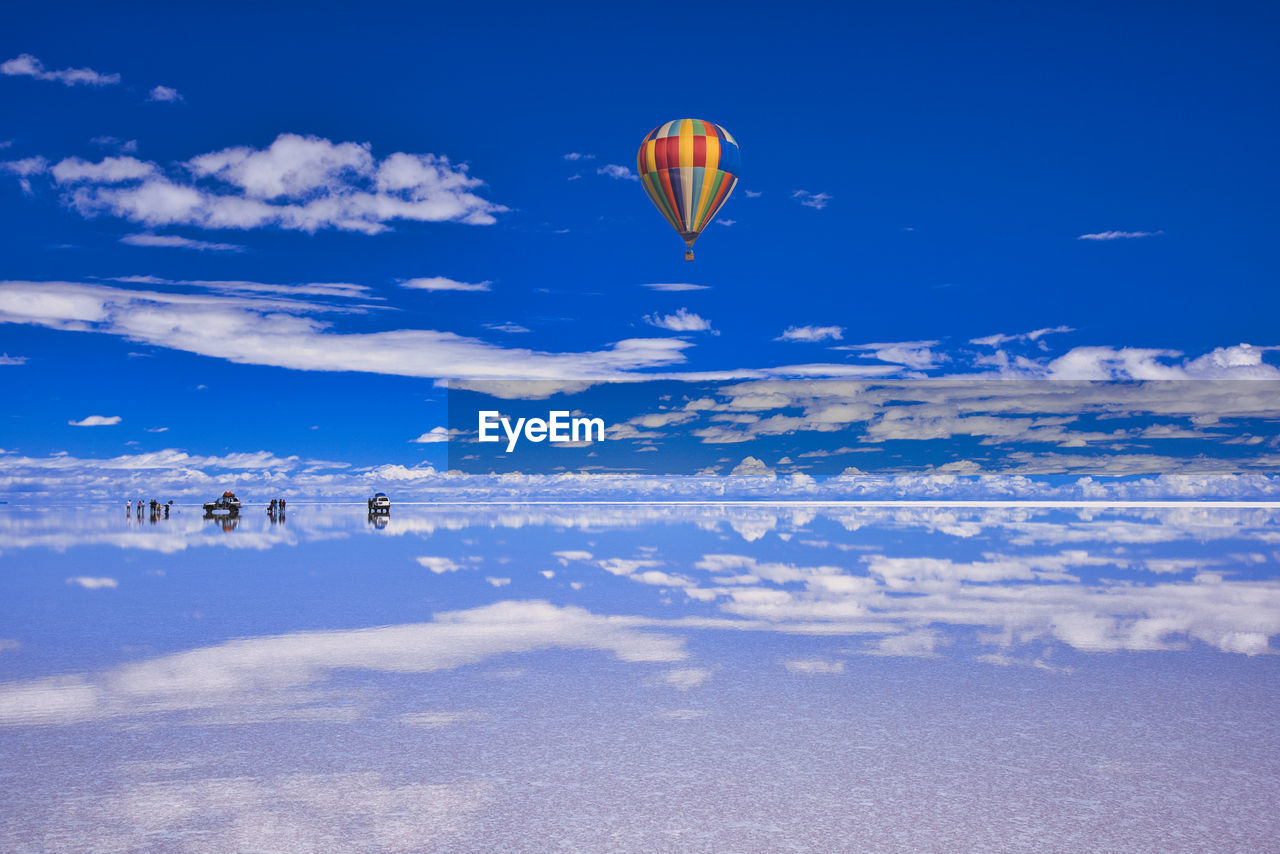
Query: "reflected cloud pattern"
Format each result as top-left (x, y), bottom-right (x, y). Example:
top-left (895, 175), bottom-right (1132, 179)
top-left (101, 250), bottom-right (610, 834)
top-left (1, 503), bottom-right (1277, 850)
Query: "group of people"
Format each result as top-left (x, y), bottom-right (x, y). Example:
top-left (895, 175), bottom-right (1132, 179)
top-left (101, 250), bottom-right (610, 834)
top-left (267, 498), bottom-right (287, 522)
top-left (126, 499), bottom-right (172, 520)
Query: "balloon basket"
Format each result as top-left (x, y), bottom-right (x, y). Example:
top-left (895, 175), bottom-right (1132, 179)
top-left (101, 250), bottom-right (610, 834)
top-left (684, 249), bottom-right (694, 262)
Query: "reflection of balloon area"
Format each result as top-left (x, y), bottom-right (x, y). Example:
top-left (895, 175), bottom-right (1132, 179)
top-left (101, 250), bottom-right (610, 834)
top-left (637, 119), bottom-right (740, 261)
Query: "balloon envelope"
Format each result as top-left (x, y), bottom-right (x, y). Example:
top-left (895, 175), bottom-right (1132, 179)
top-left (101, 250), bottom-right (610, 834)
top-left (637, 119), bottom-right (740, 259)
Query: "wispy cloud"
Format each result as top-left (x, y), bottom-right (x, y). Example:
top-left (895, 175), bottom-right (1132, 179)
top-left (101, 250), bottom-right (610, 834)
top-left (416, 557), bottom-right (463, 573)
top-left (716, 218), bottom-right (736, 226)
top-left (68, 415), bottom-right (121, 427)
top-left (66, 576), bottom-right (118, 589)
top-left (744, 190), bottom-right (762, 199)
top-left (0, 601), bottom-right (688, 727)
top-left (784, 658), bottom-right (844, 674)
top-left (6, 133), bottom-right (507, 234)
top-left (1077, 230), bottom-right (1163, 241)
top-left (597, 164), bottom-right (639, 181)
top-left (835, 340), bottom-right (940, 369)
top-left (776, 325), bottom-right (844, 343)
top-left (90, 136), bottom-right (138, 153)
top-left (400, 276), bottom-right (491, 292)
top-left (0, 354), bottom-right (26, 365)
top-left (1, 54), bottom-right (120, 87)
top-left (563, 152), bottom-right (594, 161)
top-left (147, 85), bottom-right (183, 102)
top-left (0, 280), bottom-right (691, 380)
top-left (0, 156), bottom-right (49, 193)
top-left (485, 322), bottom-right (530, 334)
top-left (970, 326), bottom-right (1073, 348)
top-left (120, 233), bottom-right (245, 252)
top-left (792, 190), bottom-right (832, 210)
top-left (109, 275), bottom-right (373, 300)
top-left (643, 307), bottom-right (716, 334)
top-left (410, 427), bottom-right (449, 444)
top-left (641, 282), bottom-right (708, 292)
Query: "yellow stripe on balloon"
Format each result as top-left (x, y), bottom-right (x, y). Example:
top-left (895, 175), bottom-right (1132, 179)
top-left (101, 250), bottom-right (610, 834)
top-left (644, 139), bottom-right (657, 173)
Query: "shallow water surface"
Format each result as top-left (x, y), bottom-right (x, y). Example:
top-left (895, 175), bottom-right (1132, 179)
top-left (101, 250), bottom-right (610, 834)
top-left (1, 502), bottom-right (1277, 851)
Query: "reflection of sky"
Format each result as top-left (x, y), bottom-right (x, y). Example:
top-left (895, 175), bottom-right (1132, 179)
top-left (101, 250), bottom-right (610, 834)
top-left (2, 504), bottom-right (1277, 850)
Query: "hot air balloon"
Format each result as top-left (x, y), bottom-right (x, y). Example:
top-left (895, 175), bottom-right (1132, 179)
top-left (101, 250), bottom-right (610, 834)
top-left (637, 119), bottom-right (740, 261)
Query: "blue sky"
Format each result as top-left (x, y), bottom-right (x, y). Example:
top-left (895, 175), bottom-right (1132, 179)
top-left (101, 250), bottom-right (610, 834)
top-left (2, 0), bottom-right (1279, 479)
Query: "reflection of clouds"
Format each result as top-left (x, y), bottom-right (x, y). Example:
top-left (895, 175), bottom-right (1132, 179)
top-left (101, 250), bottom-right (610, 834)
top-left (784, 658), bottom-right (844, 674)
top-left (671, 551), bottom-right (1280, 656)
top-left (0, 508), bottom-right (299, 553)
top-left (0, 601), bottom-right (690, 727)
top-left (33, 772), bottom-right (491, 853)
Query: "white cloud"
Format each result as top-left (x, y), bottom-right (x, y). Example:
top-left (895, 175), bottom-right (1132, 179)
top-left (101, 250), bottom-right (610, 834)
top-left (109, 275), bottom-right (372, 300)
top-left (147, 84), bottom-right (183, 102)
top-left (0, 280), bottom-right (692, 380)
top-left (563, 152), bottom-right (594, 161)
top-left (400, 276), bottom-right (491, 292)
top-left (777, 325), bottom-right (843, 343)
top-left (0, 54), bottom-right (120, 87)
top-left (744, 190), bottom-right (762, 198)
top-left (53, 155), bottom-right (158, 184)
top-left (970, 326), bottom-right (1073, 348)
top-left (399, 710), bottom-right (488, 727)
top-left (655, 667), bottom-right (712, 690)
top-left (1077, 230), bottom-right (1163, 240)
top-left (792, 190), bottom-right (831, 209)
top-left (120, 233), bottom-right (245, 252)
top-left (643, 307), bottom-right (715, 334)
top-left (22, 772), bottom-right (493, 851)
top-left (730, 456), bottom-right (775, 477)
top-left (0, 156), bottom-right (49, 194)
top-left (784, 658), bottom-right (844, 674)
top-left (20, 133), bottom-right (506, 234)
top-left (90, 136), bottom-right (138, 153)
top-left (641, 282), bottom-right (708, 292)
top-left (68, 415), bottom-right (121, 427)
top-left (597, 164), bottom-right (639, 181)
top-left (835, 340), bottom-right (940, 369)
top-left (484, 577), bottom-right (511, 587)
top-left (66, 576), bottom-right (118, 589)
top-left (411, 427), bottom-right (449, 444)
top-left (716, 218), bottom-right (736, 226)
top-left (416, 556), bottom-right (463, 573)
top-left (1046, 345), bottom-right (1280, 381)
top-left (0, 354), bottom-right (26, 365)
top-left (0, 600), bottom-right (688, 726)
top-left (861, 630), bottom-right (941, 658)
top-left (485, 322), bottom-right (529, 334)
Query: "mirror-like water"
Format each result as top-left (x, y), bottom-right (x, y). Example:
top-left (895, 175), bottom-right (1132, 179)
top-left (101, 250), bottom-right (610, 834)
top-left (1, 503), bottom-right (1277, 851)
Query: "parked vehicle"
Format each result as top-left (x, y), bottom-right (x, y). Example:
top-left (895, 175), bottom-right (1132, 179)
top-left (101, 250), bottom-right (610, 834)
top-left (203, 491), bottom-right (242, 515)
top-left (368, 492), bottom-right (391, 515)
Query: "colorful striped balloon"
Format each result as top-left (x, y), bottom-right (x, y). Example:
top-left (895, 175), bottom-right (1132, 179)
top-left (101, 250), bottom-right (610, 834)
top-left (637, 119), bottom-right (740, 261)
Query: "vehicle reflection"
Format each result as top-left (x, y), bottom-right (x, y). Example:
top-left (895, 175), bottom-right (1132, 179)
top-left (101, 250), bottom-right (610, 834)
top-left (203, 510), bottom-right (240, 532)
